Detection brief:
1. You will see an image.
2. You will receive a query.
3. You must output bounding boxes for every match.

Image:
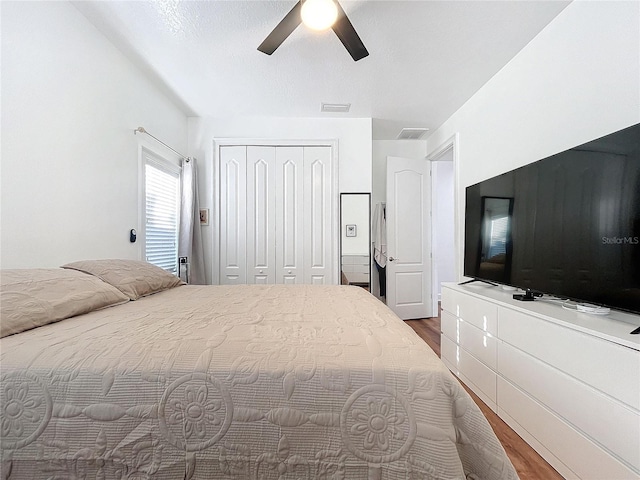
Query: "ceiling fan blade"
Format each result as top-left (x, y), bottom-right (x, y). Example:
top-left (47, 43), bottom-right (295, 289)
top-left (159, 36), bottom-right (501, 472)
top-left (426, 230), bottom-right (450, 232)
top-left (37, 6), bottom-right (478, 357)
top-left (332, 1), bottom-right (369, 61)
top-left (258, 1), bottom-right (303, 55)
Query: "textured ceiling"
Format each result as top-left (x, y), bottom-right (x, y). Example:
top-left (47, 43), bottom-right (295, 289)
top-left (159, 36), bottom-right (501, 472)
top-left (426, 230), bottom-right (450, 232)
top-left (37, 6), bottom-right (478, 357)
top-left (73, 0), bottom-right (570, 139)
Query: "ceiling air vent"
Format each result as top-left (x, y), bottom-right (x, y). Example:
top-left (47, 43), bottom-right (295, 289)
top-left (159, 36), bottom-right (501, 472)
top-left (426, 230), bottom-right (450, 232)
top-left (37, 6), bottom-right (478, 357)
top-left (321, 103), bottom-right (351, 113)
top-left (397, 128), bottom-right (429, 140)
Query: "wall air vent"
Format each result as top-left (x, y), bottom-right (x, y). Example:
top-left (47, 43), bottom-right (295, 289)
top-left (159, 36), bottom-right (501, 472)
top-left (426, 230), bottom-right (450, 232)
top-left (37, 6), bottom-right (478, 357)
top-left (321, 103), bottom-right (351, 113)
top-left (397, 128), bottom-right (429, 140)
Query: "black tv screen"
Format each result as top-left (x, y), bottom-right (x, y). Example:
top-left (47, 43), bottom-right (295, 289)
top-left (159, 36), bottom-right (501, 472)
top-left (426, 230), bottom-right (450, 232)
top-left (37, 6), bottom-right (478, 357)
top-left (464, 123), bottom-right (640, 314)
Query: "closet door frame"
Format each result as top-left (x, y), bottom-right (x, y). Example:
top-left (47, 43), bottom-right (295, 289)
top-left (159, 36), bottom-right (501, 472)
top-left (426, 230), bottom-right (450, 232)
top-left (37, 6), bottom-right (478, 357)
top-left (212, 139), bottom-right (339, 286)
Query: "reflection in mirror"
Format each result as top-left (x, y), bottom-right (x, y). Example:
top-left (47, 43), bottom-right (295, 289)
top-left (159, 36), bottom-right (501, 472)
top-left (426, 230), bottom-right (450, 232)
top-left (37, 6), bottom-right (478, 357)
top-left (340, 193), bottom-right (371, 290)
top-left (478, 197), bottom-right (514, 284)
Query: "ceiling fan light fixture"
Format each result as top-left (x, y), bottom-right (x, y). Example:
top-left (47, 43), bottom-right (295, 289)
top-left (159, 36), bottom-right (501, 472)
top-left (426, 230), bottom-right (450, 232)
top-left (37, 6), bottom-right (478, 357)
top-left (301, 0), bottom-right (338, 31)
top-left (258, 0), bottom-right (368, 61)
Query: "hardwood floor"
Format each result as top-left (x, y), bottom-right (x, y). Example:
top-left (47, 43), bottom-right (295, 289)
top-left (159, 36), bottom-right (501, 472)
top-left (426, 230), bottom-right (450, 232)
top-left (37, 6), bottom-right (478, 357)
top-left (406, 316), bottom-right (565, 480)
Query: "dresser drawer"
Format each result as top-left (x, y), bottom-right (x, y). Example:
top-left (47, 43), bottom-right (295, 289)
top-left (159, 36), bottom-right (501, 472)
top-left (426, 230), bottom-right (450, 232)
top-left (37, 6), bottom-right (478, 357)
top-left (459, 319), bottom-right (497, 370)
top-left (442, 287), bottom-right (498, 334)
top-left (441, 334), bottom-right (497, 407)
top-left (441, 311), bottom-right (457, 341)
top-left (459, 346), bottom-right (497, 409)
top-left (442, 309), bottom-right (497, 371)
top-left (499, 307), bottom-right (640, 411)
top-left (499, 341), bottom-right (639, 472)
top-left (498, 376), bottom-right (637, 480)
top-left (441, 334), bottom-right (458, 373)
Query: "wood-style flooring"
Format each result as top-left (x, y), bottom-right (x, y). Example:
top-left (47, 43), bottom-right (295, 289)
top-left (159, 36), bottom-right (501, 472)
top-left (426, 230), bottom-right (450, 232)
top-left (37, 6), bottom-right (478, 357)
top-left (405, 316), bottom-right (565, 480)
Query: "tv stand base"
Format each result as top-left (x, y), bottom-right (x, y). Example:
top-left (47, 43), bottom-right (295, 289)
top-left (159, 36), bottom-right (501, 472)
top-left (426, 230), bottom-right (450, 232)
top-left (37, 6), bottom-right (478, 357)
top-left (459, 278), bottom-right (498, 287)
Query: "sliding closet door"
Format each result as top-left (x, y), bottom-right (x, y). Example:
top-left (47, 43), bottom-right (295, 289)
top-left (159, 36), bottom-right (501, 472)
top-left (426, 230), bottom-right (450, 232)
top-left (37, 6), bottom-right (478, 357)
top-left (275, 147), bottom-right (304, 284)
top-left (219, 146), bottom-right (247, 284)
top-left (304, 146), bottom-right (333, 284)
top-left (247, 147), bottom-right (276, 284)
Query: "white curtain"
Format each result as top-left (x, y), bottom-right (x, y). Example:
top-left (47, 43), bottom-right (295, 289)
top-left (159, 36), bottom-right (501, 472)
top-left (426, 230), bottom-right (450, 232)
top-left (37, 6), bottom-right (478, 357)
top-left (179, 157), bottom-right (206, 284)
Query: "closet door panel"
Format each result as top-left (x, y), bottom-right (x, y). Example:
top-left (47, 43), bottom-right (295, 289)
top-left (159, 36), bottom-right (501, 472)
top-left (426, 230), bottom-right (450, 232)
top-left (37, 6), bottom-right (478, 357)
top-left (219, 146), bottom-right (247, 284)
top-left (276, 147), bottom-right (304, 284)
top-left (304, 146), bottom-right (333, 284)
top-left (247, 147), bottom-right (276, 284)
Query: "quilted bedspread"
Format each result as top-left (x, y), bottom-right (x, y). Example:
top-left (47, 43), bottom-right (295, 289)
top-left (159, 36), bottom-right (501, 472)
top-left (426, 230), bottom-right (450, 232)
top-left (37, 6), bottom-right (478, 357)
top-left (1, 285), bottom-right (518, 479)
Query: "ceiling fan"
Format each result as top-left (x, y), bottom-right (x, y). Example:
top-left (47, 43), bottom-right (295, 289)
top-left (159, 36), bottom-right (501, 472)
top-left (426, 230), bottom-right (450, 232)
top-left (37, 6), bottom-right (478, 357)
top-left (258, 0), bottom-right (369, 62)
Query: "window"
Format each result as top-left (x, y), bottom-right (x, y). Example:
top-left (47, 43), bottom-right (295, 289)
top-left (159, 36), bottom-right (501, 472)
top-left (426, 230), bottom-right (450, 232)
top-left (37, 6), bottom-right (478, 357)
top-left (143, 151), bottom-right (181, 274)
top-left (488, 215), bottom-right (508, 259)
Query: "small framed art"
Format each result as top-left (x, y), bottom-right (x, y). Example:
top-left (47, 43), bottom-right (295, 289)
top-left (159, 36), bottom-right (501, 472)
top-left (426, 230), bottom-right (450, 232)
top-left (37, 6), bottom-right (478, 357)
top-left (199, 208), bottom-right (210, 226)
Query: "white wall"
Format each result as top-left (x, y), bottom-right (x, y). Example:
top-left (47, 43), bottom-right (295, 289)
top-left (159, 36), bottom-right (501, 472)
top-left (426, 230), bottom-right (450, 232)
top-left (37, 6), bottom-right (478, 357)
top-left (341, 194), bottom-right (370, 256)
top-left (371, 140), bottom-right (427, 211)
top-left (0, 1), bottom-right (188, 269)
top-left (188, 116), bottom-right (372, 284)
top-left (426, 0), bottom-right (640, 279)
top-left (432, 157), bottom-right (456, 300)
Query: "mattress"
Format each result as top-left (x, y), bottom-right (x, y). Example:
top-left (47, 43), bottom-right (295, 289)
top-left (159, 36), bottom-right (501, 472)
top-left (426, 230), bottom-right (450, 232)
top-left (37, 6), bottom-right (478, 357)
top-left (1, 284), bottom-right (518, 479)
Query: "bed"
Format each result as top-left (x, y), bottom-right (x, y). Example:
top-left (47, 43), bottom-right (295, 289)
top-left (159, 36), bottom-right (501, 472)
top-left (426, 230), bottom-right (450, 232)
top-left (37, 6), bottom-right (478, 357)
top-left (1, 260), bottom-right (518, 479)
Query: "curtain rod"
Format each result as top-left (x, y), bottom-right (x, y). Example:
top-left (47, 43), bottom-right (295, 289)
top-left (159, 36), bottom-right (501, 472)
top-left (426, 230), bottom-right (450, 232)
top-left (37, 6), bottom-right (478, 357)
top-left (134, 127), bottom-right (190, 162)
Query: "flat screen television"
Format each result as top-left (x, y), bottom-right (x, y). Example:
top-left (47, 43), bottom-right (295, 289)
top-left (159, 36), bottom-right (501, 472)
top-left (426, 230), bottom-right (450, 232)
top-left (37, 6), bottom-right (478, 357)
top-left (464, 123), bottom-right (640, 315)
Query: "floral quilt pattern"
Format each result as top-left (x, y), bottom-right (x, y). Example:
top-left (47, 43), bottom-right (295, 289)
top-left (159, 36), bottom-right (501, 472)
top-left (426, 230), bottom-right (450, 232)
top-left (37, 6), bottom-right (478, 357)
top-left (1, 285), bottom-right (518, 479)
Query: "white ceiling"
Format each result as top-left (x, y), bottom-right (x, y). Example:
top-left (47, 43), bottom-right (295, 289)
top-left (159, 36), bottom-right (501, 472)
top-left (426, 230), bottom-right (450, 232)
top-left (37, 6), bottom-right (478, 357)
top-left (73, 0), bottom-right (570, 140)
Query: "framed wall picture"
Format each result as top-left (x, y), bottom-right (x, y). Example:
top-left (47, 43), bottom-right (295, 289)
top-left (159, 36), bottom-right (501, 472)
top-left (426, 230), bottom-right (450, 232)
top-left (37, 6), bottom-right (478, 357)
top-left (346, 224), bottom-right (357, 237)
top-left (199, 208), bottom-right (210, 226)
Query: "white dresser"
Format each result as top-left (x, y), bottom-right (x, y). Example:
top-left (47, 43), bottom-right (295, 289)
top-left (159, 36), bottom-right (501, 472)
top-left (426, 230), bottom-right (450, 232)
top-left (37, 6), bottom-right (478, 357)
top-left (341, 254), bottom-right (370, 285)
top-left (441, 282), bottom-right (640, 480)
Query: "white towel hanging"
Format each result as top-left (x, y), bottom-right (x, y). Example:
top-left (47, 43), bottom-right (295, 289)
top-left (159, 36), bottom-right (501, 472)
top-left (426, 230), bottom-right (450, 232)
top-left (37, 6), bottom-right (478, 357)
top-left (372, 202), bottom-right (387, 267)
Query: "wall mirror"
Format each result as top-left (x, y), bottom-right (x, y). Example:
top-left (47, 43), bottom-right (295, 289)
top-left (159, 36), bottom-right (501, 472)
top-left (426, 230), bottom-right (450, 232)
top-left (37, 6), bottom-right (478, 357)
top-left (477, 196), bottom-right (514, 284)
top-left (340, 193), bottom-right (371, 290)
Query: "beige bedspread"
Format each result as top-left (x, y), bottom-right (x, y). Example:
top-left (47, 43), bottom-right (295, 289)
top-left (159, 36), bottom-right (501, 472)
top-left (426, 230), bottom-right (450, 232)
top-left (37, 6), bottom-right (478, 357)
top-left (1, 284), bottom-right (518, 479)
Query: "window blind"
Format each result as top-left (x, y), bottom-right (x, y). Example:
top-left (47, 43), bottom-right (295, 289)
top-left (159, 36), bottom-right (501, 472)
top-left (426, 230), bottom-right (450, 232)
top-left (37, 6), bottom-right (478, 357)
top-left (145, 162), bottom-right (180, 274)
top-left (488, 216), bottom-right (508, 258)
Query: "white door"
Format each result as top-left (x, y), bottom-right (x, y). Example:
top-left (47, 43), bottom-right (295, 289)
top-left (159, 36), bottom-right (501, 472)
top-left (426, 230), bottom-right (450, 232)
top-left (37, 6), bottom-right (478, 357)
top-left (275, 146), bottom-right (304, 284)
top-left (219, 146), bottom-right (247, 284)
top-left (303, 146), bottom-right (333, 284)
top-left (386, 156), bottom-right (432, 319)
top-left (247, 146), bottom-right (276, 284)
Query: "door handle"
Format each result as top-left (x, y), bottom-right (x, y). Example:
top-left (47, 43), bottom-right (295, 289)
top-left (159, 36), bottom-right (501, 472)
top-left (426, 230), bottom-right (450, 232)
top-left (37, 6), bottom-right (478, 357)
top-left (389, 257), bottom-right (396, 262)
